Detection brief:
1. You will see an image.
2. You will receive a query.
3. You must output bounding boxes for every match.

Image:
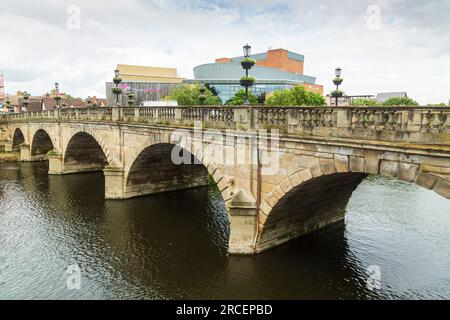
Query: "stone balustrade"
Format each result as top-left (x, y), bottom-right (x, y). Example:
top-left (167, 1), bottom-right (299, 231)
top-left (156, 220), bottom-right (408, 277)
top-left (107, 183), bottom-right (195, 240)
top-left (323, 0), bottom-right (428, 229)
top-left (2, 105), bottom-right (449, 144)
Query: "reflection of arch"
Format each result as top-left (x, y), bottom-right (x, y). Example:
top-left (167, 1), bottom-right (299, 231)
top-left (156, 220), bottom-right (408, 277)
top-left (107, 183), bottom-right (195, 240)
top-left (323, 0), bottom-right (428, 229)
top-left (12, 128), bottom-right (25, 150)
top-left (31, 129), bottom-right (54, 158)
top-left (257, 159), bottom-right (450, 253)
top-left (64, 132), bottom-right (109, 173)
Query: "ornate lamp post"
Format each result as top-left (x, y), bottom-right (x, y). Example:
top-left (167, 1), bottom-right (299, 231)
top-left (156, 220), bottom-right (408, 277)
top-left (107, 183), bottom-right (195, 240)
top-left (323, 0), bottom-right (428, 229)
top-left (127, 90), bottom-right (135, 107)
top-left (5, 96), bottom-right (12, 113)
top-left (331, 68), bottom-right (344, 107)
top-left (112, 69), bottom-right (122, 106)
top-left (240, 43), bottom-right (255, 105)
top-left (54, 82), bottom-right (62, 108)
top-left (198, 84), bottom-right (206, 105)
top-left (22, 91), bottom-right (30, 112)
top-left (86, 96), bottom-right (93, 108)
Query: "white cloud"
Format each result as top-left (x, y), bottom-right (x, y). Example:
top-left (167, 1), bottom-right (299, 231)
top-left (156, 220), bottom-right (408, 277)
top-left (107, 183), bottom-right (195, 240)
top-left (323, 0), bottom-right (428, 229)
top-left (0, 0), bottom-right (449, 104)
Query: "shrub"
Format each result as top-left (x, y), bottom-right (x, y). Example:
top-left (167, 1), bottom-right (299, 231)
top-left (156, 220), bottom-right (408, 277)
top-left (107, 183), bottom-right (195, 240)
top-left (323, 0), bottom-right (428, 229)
top-left (163, 83), bottom-right (221, 106)
top-left (226, 89), bottom-right (258, 105)
top-left (383, 97), bottom-right (418, 106)
top-left (265, 86), bottom-right (325, 106)
top-left (350, 98), bottom-right (379, 106)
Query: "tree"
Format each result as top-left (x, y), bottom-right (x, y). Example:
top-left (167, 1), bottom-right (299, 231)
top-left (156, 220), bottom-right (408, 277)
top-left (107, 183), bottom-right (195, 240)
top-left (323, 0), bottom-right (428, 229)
top-left (350, 98), bottom-right (379, 106)
top-left (265, 85), bottom-right (325, 106)
top-left (383, 97), bottom-right (418, 106)
top-left (226, 89), bottom-right (258, 105)
top-left (164, 84), bottom-right (221, 106)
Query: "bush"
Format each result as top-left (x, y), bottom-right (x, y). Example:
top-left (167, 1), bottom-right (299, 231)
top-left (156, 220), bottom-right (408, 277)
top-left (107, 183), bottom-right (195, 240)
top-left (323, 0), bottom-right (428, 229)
top-left (383, 97), bottom-right (418, 106)
top-left (226, 89), bottom-right (258, 105)
top-left (163, 84), bottom-right (221, 106)
top-left (265, 86), bottom-right (325, 106)
top-left (350, 98), bottom-right (379, 106)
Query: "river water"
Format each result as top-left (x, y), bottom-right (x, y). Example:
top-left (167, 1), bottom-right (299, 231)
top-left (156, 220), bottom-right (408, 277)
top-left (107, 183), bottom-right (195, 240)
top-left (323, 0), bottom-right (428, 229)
top-left (0, 162), bottom-right (449, 300)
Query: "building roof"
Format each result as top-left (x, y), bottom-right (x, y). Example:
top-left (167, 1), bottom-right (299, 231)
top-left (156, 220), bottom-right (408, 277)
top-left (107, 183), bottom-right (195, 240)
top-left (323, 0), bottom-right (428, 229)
top-left (42, 97), bottom-right (88, 109)
top-left (376, 92), bottom-right (407, 102)
top-left (194, 63), bottom-right (316, 84)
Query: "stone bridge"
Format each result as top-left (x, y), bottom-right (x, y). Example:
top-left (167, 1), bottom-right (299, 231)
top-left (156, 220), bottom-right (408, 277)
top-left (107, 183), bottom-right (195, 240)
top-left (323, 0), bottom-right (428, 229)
top-left (1, 105), bottom-right (449, 255)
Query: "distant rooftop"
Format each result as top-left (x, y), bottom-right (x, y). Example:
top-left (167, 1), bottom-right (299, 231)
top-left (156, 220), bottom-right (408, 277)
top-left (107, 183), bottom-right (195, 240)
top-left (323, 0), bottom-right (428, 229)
top-left (376, 92), bottom-right (408, 102)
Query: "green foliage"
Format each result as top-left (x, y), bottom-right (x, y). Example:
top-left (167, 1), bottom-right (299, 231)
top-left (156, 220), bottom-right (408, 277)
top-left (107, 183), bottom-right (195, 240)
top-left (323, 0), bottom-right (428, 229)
top-left (226, 89), bottom-right (258, 105)
top-left (163, 84), bottom-right (221, 106)
top-left (383, 97), bottom-right (418, 106)
top-left (241, 57), bottom-right (256, 64)
top-left (112, 87), bottom-right (122, 94)
top-left (265, 86), bottom-right (326, 106)
top-left (350, 98), bottom-right (379, 106)
top-left (240, 76), bottom-right (256, 82)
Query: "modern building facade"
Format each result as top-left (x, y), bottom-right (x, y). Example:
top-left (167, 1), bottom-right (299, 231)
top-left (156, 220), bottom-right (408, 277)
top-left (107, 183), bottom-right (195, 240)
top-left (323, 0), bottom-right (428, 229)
top-left (193, 49), bottom-right (323, 104)
top-left (106, 64), bottom-right (185, 106)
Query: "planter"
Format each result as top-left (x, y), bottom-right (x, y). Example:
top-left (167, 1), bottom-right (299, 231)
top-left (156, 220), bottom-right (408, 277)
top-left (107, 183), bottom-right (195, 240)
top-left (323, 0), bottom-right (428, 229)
top-left (240, 79), bottom-right (255, 87)
top-left (333, 78), bottom-right (343, 86)
top-left (331, 91), bottom-right (343, 98)
top-left (241, 60), bottom-right (255, 69)
top-left (113, 77), bottom-right (122, 85)
top-left (112, 88), bottom-right (122, 94)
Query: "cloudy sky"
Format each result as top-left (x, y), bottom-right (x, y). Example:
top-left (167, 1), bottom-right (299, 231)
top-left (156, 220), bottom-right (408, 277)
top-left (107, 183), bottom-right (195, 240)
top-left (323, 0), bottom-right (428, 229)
top-left (1, 0), bottom-right (449, 104)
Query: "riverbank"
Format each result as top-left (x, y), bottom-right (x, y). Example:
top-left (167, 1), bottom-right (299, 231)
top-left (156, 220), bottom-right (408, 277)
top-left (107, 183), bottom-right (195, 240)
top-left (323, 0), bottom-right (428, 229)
top-left (0, 152), bottom-right (19, 162)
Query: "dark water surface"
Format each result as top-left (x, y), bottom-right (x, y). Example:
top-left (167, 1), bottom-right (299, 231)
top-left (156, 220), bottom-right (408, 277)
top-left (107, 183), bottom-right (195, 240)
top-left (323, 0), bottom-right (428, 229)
top-left (0, 162), bottom-right (449, 300)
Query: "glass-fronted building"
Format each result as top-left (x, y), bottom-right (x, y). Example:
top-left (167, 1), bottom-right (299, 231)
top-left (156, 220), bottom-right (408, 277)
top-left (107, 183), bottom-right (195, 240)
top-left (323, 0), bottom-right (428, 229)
top-left (192, 48), bottom-right (323, 104)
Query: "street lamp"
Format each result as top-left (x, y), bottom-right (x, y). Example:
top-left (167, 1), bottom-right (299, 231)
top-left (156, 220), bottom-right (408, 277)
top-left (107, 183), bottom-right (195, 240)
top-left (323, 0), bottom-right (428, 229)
top-left (112, 69), bottom-right (122, 106)
top-left (22, 91), bottom-right (30, 112)
top-left (331, 68), bottom-right (344, 107)
top-left (5, 96), bottom-right (12, 113)
top-left (86, 96), bottom-right (93, 108)
top-left (240, 43), bottom-right (255, 105)
top-left (127, 90), bottom-right (135, 107)
top-left (198, 84), bottom-right (206, 105)
top-left (243, 43), bottom-right (251, 57)
top-left (54, 82), bottom-right (61, 108)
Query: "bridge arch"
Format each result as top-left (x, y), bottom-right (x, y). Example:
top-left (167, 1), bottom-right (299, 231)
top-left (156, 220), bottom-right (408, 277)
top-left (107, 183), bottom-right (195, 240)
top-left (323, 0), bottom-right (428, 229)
top-left (31, 129), bottom-right (54, 158)
top-left (125, 142), bottom-right (232, 207)
top-left (12, 128), bottom-right (25, 150)
top-left (63, 131), bottom-right (110, 174)
top-left (257, 156), bottom-right (450, 253)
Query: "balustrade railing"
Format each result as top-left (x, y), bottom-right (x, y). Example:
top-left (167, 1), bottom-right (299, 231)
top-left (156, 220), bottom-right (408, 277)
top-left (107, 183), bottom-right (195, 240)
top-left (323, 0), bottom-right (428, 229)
top-left (1, 106), bottom-right (449, 137)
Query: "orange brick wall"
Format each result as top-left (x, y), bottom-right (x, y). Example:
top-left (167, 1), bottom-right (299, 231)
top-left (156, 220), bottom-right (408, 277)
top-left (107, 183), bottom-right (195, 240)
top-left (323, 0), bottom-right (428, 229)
top-left (215, 57), bottom-right (232, 63)
top-left (302, 83), bottom-right (324, 96)
top-left (255, 49), bottom-right (304, 74)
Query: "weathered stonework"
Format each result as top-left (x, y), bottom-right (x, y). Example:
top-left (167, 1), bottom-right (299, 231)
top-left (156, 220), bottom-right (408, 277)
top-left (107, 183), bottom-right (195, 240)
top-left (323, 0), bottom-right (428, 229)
top-left (1, 105), bottom-right (449, 255)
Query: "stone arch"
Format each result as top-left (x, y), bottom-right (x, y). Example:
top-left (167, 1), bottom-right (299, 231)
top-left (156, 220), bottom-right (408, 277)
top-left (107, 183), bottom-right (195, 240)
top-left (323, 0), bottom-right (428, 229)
top-left (257, 155), bottom-right (450, 253)
top-left (66, 128), bottom-right (113, 164)
top-left (63, 131), bottom-right (110, 174)
top-left (31, 129), bottom-right (54, 158)
top-left (12, 128), bottom-right (25, 150)
top-left (124, 142), bottom-right (233, 208)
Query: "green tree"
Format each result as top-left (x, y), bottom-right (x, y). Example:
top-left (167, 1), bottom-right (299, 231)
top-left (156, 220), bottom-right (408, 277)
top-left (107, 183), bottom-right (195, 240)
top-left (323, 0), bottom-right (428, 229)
top-left (265, 86), bottom-right (325, 106)
top-left (226, 89), bottom-right (258, 105)
top-left (350, 98), bottom-right (380, 106)
top-left (164, 84), bottom-right (221, 106)
top-left (383, 97), bottom-right (418, 106)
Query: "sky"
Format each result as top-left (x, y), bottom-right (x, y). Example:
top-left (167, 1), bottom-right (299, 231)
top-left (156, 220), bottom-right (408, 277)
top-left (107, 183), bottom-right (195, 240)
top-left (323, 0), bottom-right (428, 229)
top-left (0, 0), bottom-right (449, 104)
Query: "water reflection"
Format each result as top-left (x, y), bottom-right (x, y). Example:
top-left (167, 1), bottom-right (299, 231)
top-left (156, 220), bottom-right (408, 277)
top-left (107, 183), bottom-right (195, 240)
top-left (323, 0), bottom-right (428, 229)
top-left (0, 162), bottom-right (449, 300)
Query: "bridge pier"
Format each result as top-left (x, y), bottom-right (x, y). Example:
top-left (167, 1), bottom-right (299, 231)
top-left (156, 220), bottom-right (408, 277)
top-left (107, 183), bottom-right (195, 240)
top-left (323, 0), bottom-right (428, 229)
top-left (20, 146), bottom-right (31, 161)
top-left (4, 142), bottom-right (13, 153)
top-left (227, 190), bottom-right (259, 255)
top-left (48, 153), bottom-right (64, 174)
top-left (104, 166), bottom-right (126, 199)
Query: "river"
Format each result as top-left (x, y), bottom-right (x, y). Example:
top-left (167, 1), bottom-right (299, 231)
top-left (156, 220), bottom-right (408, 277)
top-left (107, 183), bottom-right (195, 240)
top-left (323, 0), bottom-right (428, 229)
top-left (0, 162), bottom-right (449, 299)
